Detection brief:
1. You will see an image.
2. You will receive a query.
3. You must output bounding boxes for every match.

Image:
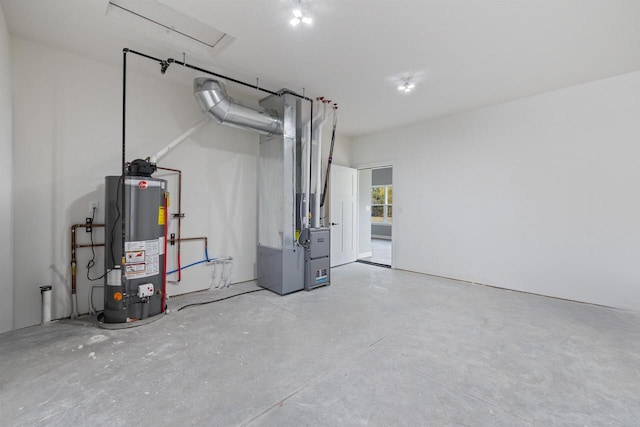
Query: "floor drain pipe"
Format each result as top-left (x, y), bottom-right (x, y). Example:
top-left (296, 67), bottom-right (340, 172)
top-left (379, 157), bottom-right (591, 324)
top-left (40, 285), bottom-right (52, 324)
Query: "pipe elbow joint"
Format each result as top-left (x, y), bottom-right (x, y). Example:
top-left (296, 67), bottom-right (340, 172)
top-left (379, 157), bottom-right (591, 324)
top-left (193, 78), bottom-right (282, 136)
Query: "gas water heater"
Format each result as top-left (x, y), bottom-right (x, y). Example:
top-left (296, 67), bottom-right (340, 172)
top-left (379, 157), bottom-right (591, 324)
top-left (103, 171), bottom-right (168, 324)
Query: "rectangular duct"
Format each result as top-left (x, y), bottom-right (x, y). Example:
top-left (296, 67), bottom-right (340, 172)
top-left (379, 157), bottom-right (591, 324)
top-left (256, 92), bottom-right (305, 295)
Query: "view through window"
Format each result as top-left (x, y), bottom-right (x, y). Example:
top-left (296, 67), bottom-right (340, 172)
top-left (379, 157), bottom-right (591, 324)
top-left (371, 185), bottom-right (392, 223)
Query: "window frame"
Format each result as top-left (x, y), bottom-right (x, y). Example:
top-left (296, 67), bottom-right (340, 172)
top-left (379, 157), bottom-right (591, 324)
top-left (371, 185), bottom-right (392, 224)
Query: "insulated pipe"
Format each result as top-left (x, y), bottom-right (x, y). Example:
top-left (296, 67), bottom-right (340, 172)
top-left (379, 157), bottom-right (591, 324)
top-left (193, 78), bottom-right (282, 136)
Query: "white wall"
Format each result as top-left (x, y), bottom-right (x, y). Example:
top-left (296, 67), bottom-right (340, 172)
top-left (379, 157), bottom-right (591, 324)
top-left (0, 4), bottom-right (14, 333)
top-left (351, 71), bottom-right (640, 311)
top-left (11, 37), bottom-right (261, 329)
top-left (321, 132), bottom-right (351, 169)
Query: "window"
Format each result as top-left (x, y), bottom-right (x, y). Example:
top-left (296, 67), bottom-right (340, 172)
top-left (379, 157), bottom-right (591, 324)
top-left (371, 185), bottom-right (392, 224)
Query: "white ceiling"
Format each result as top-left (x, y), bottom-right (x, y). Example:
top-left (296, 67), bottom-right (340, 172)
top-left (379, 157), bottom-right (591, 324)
top-left (2, 0), bottom-right (640, 137)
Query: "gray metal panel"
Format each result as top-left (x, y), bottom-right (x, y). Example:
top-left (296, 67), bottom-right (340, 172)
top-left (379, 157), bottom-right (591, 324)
top-left (257, 245), bottom-right (283, 294)
top-left (258, 93), bottom-right (298, 250)
top-left (282, 248), bottom-right (305, 294)
top-left (257, 92), bottom-right (308, 295)
top-left (257, 132), bottom-right (285, 249)
top-left (305, 257), bottom-right (330, 290)
top-left (309, 228), bottom-right (330, 259)
top-left (257, 245), bottom-right (304, 295)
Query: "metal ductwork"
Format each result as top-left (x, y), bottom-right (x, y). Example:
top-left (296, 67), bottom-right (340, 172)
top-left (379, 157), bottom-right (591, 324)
top-left (193, 77), bottom-right (282, 136)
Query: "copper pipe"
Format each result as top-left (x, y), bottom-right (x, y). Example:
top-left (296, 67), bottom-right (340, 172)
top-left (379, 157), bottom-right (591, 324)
top-left (70, 223), bottom-right (105, 296)
top-left (170, 236), bottom-right (207, 245)
top-left (169, 236), bottom-right (208, 258)
top-left (71, 224), bottom-right (105, 230)
top-left (157, 166), bottom-right (183, 281)
top-left (169, 236), bottom-right (209, 258)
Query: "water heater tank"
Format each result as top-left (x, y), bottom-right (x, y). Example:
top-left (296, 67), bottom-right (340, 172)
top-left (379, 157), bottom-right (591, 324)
top-left (104, 175), bottom-right (168, 323)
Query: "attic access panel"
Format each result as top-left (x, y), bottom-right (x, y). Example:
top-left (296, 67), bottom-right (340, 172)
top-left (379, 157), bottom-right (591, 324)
top-left (106, 0), bottom-right (234, 59)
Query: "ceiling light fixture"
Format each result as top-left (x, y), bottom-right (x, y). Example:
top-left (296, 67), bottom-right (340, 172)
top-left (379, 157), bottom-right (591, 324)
top-left (290, 8), bottom-right (312, 26)
top-left (398, 78), bottom-right (416, 93)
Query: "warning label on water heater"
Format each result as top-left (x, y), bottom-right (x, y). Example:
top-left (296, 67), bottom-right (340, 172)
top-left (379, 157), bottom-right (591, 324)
top-left (124, 239), bottom-right (160, 279)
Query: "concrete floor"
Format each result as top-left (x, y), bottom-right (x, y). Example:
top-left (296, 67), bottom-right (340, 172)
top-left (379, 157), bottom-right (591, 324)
top-left (1, 262), bottom-right (639, 426)
top-left (359, 238), bottom-right (392, 266)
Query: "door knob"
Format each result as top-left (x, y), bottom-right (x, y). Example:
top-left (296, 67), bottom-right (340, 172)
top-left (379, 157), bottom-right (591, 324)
top-left (331, 222), bottom-right (339, 226)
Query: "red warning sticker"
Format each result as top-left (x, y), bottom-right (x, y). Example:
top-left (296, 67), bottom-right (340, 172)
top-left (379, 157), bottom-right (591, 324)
top-left (125, 250), bottom-right (145, 263)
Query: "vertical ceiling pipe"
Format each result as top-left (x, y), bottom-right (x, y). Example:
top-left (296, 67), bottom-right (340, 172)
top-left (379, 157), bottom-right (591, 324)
top-left (320, 106), bottom-right (338, 211)
top-left (121, 49), bottom-right (128, 295)
top-left (302, 102), bottom-right (312, 233)
top-left (311, 100), bottom-right (328, 228)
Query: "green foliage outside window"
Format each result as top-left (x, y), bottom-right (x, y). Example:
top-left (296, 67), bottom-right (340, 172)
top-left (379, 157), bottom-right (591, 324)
top-left (371, 185), bottom-right (392, 224)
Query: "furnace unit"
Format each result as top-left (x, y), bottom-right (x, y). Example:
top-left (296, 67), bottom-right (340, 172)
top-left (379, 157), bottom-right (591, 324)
top-left (256, 90), bottom-right (331, 294)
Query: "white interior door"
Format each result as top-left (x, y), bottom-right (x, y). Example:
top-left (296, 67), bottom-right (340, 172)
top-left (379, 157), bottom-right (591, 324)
top-left (330, 165), bottom-right (357, 267)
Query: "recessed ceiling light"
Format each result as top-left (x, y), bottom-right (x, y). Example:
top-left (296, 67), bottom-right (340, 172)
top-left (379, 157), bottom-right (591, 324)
top-left (398, 78), bottom-right (416, 93)
top-left (290, 10), bottom-right (312, 26)
top-left (290, 1), bottom-right (312, 26)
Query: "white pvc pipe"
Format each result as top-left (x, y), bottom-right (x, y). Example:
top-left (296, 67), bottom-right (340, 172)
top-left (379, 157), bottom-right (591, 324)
top-left (148, 116), bottom-right (209, 164)
top-left (223, 259), bottom-right (233, 288)
top-left (303, 119), bottom-right (311, 231)
top-left (71, 294), bottom-right (78, 320)
top-left (311, 101), bottom-right (329, 228)
top-left (40, 286), bottom-right (52, 324)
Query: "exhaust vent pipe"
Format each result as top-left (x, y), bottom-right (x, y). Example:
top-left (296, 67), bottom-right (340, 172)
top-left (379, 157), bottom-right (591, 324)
top-left (193, 78), bottom-right (282, 136)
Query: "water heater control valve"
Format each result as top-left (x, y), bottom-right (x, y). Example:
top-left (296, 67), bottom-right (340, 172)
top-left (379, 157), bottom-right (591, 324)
top-left (137, 283), bottom-right (155, 298)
